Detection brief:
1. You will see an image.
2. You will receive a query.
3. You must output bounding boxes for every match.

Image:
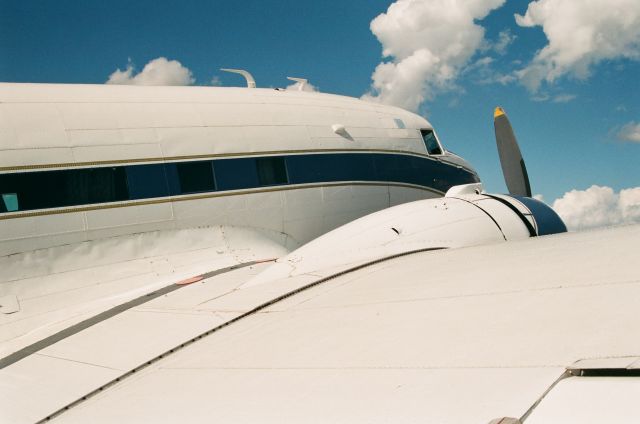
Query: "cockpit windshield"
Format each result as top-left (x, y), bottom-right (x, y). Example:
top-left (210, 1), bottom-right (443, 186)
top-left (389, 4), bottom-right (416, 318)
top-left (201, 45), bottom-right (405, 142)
top-left (421, 129), bottom-right (443, 155)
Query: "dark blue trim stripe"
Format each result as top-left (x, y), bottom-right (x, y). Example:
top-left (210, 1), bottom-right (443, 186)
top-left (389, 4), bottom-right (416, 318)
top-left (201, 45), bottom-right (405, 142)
top-left (0, 152), bottom-right (479, 214)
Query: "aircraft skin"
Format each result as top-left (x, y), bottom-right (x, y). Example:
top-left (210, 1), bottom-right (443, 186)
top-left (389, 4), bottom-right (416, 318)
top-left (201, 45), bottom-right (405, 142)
top-left (0, 82), bottom-right (477, 256)
top-left (0, 82), bottom-right (638, 423)
top-left (0, 82), bottom-right (477, 366)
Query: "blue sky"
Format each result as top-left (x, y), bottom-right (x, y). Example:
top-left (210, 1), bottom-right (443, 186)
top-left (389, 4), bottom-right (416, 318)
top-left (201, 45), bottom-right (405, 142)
top-left (1, 0), bottom-right (638, 227)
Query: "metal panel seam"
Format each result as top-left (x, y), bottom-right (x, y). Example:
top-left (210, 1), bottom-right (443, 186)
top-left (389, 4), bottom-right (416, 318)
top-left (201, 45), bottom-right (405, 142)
top-left (38, 246), bottom-right (446, 423)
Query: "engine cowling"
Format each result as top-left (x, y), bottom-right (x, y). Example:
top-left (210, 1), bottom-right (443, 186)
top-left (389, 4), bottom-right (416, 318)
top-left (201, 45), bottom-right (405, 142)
top-left (445, 185), bottom-right (567, 239)
top-left (247, 183), bottom-right (567, 286)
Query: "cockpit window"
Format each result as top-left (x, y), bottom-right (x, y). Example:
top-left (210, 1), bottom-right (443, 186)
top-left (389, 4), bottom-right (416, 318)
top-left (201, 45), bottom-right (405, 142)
top-left (421, 129), bottom-right (443, 155)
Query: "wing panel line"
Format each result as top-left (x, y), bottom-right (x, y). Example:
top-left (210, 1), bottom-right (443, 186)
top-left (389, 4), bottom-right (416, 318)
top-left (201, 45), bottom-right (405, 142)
top-left (0, 261), bottom-right (264, 370)
top-left (38, 247), bottom-right (446, 423)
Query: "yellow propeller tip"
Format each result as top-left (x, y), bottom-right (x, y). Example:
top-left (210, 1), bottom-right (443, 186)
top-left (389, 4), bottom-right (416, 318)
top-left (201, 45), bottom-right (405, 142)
top-left (494, 107), bottom-right (505, 118)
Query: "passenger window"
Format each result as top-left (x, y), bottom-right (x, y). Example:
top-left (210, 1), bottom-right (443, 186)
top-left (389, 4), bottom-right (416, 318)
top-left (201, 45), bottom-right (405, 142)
top-left (1, 193), bottom-right (19, 212)
top-left (213, 158), bottom-right (259, 191)
top-left (421, 129), bottom-right (443, 155)
top-left (126, 164), bottom-right (170, 199)
top-left (256, 157), bottom-right (288, 186)
top-left (66, 167), bottom-right (129, 205)
top-left (176, 161), bottom-right (216, 194)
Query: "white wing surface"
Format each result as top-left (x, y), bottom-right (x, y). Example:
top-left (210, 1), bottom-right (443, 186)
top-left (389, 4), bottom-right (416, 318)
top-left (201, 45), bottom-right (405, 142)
top-left (2, 224), bottom-right (636, 423)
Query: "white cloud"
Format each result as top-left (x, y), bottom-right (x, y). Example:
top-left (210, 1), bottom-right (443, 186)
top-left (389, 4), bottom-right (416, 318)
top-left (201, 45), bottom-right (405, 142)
top-left (363, 0), bottom-right (506, 111)
top-left (464, 56), bottom-right (496, 83)
top-left (530, 92), bottom-right (576, 103)
top-left (552, 93), bottom-right (576, 103)
top-left (531, 93), bottom-right (550, 102)
top-left (493, 29), bottom-right (516, 55)
top-left (515, 0), bottom-right (640, 91)
top-left (552, 185), bottom-right (640, 231)
top-left (494, 73), bottom-right (517, 85)
top-left (617, 121), bottom-right (640, 143)
top-left (470, 56), bottom-right (495, 69)
top-left (106, 57), bottom-right (195, 86)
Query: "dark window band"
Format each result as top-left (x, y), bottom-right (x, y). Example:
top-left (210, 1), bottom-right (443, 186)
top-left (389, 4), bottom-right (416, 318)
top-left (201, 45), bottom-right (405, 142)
top-left (0, 153), bottom-right (479, 214)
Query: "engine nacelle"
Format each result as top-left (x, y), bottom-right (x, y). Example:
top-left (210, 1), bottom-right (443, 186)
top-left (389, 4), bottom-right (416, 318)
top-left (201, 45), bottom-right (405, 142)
top-left (445, 183), bottom-right (567, 238)
top-left (247, 184), bottom-right (567, 286)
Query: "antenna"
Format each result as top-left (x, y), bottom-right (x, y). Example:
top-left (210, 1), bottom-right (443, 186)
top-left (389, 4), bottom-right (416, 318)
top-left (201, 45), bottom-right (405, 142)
top-left (220, 68), bottom-right (256, 88)
top-left (287, 77), bottom-right (308, 91)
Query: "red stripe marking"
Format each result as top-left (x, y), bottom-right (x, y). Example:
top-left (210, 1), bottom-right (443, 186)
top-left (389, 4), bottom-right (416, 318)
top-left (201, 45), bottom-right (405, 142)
top-left (176, 276), bottom-right (203, 286)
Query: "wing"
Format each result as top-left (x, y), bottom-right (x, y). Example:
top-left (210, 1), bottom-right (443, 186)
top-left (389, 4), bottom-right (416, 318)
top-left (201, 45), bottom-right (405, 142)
top-left (2, 223), bottom-right (638, 423)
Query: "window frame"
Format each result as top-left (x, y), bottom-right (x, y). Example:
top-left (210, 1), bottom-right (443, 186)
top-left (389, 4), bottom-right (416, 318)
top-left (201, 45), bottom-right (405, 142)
top-left (420, 128), bottom-right (445, 156)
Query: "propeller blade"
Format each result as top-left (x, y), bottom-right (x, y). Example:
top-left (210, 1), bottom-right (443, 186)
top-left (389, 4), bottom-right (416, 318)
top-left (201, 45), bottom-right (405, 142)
top-left (493, 107), bottom-right (532, 197)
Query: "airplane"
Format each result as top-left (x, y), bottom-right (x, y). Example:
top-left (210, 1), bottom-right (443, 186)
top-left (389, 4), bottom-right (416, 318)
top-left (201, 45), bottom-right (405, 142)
top-left (0, 71), bottom-right (637, 423)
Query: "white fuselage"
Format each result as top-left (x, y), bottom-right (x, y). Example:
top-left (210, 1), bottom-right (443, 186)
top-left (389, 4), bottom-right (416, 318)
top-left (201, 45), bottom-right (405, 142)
top-left (0, 83), bottom-right (478, 256)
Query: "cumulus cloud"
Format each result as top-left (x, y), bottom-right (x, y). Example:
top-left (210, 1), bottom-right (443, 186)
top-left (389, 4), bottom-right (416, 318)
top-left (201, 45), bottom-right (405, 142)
top-left (617, 121), bottom-right (640, 143)
top-left (552, 185), bottom-right (640, 231)
top-left (106, 57), bottom-right (195, 86)
top-left (515, 0), bottom-right (640, 91)
top-left (363, 0), bottom-right (506, 111)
